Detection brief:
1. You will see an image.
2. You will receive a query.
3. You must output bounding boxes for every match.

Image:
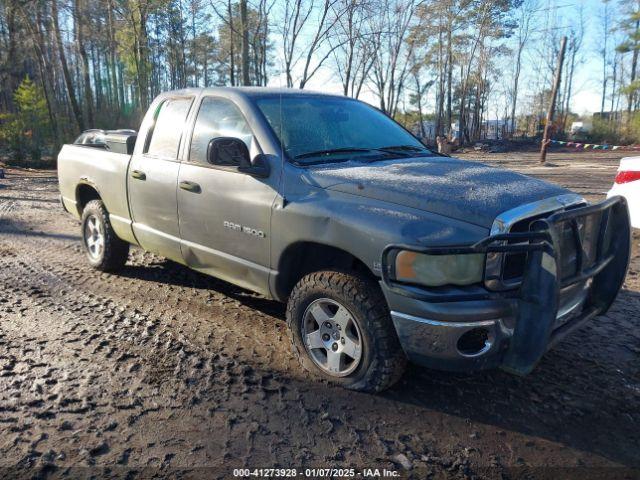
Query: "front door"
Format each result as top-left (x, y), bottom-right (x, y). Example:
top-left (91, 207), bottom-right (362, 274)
top-left (177, 96), bottom-right (277, 295)
top-left (128, 96), bottom-right (194, 262)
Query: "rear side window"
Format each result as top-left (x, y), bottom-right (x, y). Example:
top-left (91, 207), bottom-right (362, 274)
top-left (146, 97), bottom-right (194, 159)
top-left (189, 97), bottom-right (253, 165)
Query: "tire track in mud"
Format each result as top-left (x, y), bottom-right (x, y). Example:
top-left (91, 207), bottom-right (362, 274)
top-left (0, 261), bottom-right (466, 478)
top-left (0, 253), bottom-right (283, 472)
top-left (0, 193), bottom-right (490, 478)
top-left (0, 229), bottom-right (470, 477)
top-left (0, 200), bottom-right (16, 216)
top-left (0, 232), bottom-right (292, 374)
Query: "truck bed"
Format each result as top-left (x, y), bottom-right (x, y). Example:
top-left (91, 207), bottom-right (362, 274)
top-left (57, 144), bottom-right (134, 242)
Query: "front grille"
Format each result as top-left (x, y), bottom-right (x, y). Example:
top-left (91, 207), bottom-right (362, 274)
top-left (502, 252), bottom-right (526, 282)
top-left (487, 204), bottom-right (593, 325)
top-left (501, 212), bottom-right (551, 284)
top-left (485, 198), bottom-right (586, 291)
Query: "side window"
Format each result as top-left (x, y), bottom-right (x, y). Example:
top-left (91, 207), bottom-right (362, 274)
top-left (146, 97), bottom-right (193, 159)
top-left (189, 97), bottom-right (253, 166)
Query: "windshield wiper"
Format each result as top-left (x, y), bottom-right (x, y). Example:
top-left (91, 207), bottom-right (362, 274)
top-left (374, 144), bottom-right (442, 158)
top-left (378, 145), bottom-right (428, 153)
top-left (292, 145), bottom-right (435, 166)
top-left (380, 145), bottom-right (425, 151)
top-left (379, 144), bottom-right (447, 157)
top-left (293, 147), bottom-right (374, 160)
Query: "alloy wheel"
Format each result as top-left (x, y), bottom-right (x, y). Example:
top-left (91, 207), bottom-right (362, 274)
top-left (301, 298), bottom-right (363, 377)
top-left (84, 214), bottom-right (104, 259)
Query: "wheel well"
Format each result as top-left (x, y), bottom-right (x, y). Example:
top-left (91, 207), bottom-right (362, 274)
top-left (275, 242), bottom-right (376, 300)
top-left (76, 183), bottom-right (101, 214)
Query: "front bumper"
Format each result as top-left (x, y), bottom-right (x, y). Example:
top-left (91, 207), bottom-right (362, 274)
top-left (387, 296), bottom-right (512, 371)
top-left (381, 196), bottom-right (631, 375)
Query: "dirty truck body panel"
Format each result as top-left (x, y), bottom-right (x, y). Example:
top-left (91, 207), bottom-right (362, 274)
top-left (58, 146), bottom-right (136, 245)
top-left (176, 94), bottom-right (279, 292)
top-left (58, 87), bottom-right (631, 377)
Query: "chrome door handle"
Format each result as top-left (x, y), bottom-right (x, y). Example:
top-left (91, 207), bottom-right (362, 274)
top-left (179, 181), bottom-right (201, 193)
top-left (131, 170), bottom-right (146, 180)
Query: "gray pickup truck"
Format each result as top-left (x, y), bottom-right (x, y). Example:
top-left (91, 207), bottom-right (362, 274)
top-left (58, 88), bottom-right (631, 392)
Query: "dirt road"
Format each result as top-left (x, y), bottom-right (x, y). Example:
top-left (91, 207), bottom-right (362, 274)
top-left (0, 150), bottom-right (639, 479)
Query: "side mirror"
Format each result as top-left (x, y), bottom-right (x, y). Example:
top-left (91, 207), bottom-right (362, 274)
top-left (207, 137), bottom-right (250, 167)
top-left (206, 137), bottom-right (270, 178)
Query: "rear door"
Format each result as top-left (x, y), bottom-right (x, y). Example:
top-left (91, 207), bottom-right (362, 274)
top-left (128, 96), bottom-right (194, 262)
top-left (177, 96), bottom-right (278, 295)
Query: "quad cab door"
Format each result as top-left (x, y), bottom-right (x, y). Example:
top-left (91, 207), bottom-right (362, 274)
top-left (177, 96), bottom-right (278, 295)
top-left (127, 95), bottom-right (195, 262)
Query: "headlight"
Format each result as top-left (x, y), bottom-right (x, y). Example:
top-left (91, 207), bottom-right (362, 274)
top-left (394, 250), bottom-right (484, 287)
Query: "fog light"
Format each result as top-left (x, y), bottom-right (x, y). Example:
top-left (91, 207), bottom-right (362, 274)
top-left (457, 328), bottom-right (491, 357)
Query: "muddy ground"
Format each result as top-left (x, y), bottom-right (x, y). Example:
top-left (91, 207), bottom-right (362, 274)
top-left (0, 150), bottom-right (638, 479)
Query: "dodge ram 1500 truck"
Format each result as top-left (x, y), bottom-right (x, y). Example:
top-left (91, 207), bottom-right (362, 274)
top-left (58, 88), bottom-right (631, 392)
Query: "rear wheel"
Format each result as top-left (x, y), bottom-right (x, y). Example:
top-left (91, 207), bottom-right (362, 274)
top-left (286, 270), bottom-right (407, 392)
top-left (81, 200), bottom-right (129, 272)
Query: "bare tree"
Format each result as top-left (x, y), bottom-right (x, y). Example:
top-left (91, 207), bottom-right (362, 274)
top-left (560, 13), bottom-right (584, 132)
top-left (75, 0), bottom-right (95, 126)
top-left (328, 0), bottom-right (375, 97)
top-left (280, 0), bottom-right (344, 88)
top-left (210, 0), bottom-right (237, 85)
top-left (599, 0), bottom-right (612, 114)
top-left (509, 0), bottom-right (537, 135)
top-left (408, 61), bottom-right (434, 139)
top-left (240, 0), bottom-right (250, 85)
top-left (52, 0), bottom-right (84, 130)
top-left (369, 0), bottom-right (416, 116)
top-left (617, 0), bottom-right (640, 115)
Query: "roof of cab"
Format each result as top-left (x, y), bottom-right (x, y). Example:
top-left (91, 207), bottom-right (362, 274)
top-left (159, 86), bottom-right (348, 100)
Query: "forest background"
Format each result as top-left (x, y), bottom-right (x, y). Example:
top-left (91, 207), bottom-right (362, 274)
top-left (1, 0), bottom-right (639, 162)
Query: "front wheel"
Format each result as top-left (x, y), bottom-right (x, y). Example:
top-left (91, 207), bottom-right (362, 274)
top-left (286, 270), bottom-right (407, 392)
top-left (81, 200), bottom-right (129, 272)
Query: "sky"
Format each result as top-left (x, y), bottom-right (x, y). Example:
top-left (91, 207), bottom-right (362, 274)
top-left (563, 0), bottom-right (609, 115)
top-left (265, 0), bottom-right (613, 119)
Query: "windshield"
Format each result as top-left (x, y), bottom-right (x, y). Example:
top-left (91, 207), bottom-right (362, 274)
top-left (254, 95), bottom-right (430, 163)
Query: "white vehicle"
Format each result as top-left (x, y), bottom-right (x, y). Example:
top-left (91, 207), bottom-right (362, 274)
top-left (570, 121), bottom-right (592, 137)
top-left (608, 155), bottom-right (640, 228)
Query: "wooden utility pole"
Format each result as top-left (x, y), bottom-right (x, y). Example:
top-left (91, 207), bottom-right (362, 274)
top-left (540, 36), bottom-right (567, 164)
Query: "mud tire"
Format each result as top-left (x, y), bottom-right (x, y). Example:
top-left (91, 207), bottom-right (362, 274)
top-left (80, 200), bottom-right (129, 272)
top-left (287, 270), bottom-right (407, 392)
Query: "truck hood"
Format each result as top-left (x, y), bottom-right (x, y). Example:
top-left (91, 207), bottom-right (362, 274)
top-left (302, 156), bottom-right (570, 229)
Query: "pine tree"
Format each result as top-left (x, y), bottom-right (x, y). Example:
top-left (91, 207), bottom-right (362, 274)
top-left (0, 76), bottom-right (50, 161)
